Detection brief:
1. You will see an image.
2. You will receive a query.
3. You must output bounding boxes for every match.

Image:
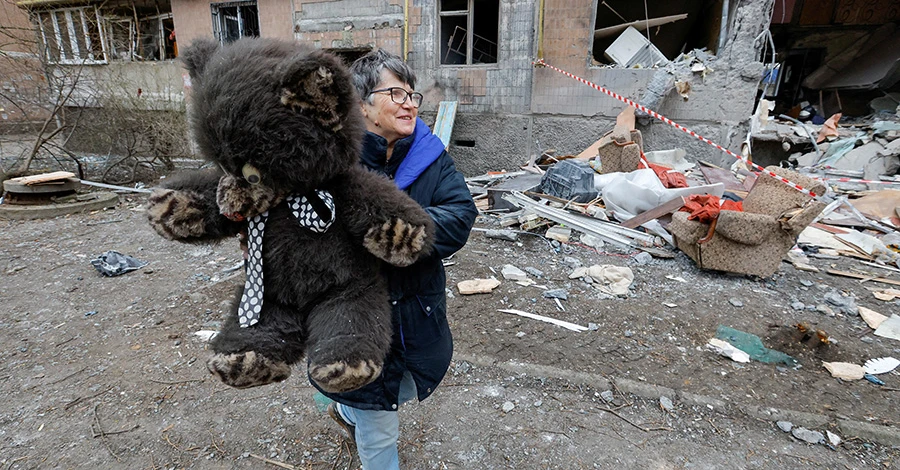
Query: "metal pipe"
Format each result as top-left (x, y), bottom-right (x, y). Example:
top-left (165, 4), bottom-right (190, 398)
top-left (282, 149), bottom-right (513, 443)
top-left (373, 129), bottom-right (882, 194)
top-left (717, 0), bottom-right (730, 53)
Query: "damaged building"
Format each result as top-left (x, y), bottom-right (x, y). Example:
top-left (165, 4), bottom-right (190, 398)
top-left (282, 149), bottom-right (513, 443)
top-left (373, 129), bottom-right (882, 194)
top-left (5, 0), bottom-right (898, 175)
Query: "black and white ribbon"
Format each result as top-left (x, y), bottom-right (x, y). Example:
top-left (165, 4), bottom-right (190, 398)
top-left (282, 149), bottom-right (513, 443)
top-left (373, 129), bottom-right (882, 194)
top-left (237, 190), bottom-right (336, 327)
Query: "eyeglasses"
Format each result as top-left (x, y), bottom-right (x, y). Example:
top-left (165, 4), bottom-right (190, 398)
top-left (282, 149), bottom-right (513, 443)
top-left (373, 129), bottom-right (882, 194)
top-left (369, 87), bottom-right (424, 108)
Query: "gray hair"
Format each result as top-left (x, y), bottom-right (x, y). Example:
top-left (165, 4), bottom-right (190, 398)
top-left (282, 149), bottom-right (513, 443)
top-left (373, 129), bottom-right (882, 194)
top-left (349, 49), bottom-right (417, 104)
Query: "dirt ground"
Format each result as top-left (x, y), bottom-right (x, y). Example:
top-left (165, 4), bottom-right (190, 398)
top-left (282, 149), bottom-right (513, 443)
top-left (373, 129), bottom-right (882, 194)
top-left (1, 191), bottom-right (899, 469)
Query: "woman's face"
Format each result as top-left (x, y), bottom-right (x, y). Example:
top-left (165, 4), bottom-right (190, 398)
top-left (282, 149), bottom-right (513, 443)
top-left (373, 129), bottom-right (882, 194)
top-left (361, 70), bottom-right (418, 145)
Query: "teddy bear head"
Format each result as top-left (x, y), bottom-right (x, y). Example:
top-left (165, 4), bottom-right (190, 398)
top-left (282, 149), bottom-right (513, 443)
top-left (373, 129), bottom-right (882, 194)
top-left (182, 38), bottom-right (365, 199)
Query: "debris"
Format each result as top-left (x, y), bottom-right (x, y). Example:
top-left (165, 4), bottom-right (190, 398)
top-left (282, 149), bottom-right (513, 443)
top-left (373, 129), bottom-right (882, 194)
top-left (90, 251), bottom-right (149, 277)
top-left (604, 26), bottom-right (669, 67)
top-left (874, 315), bottom-right (900, 341)
top-left (457, 278), bottom-right (501, 295)
top-left (569, 265), bottom-right (634, 296)
top-left (542, 289), bottom-right (568, 300)
top-left (579, 233), bottom-right (606, 249)
top-left (501, 401), bottom-right (515, 413)
top-left (792, 427), bottom-right (825, 445)
top-left (592, 14), bottom-right (688, 40)
top-left (817, 113), bottom-right (841, 143)
top-left (194, 330), bottom-right (218, 342)
top-left (600, 390), bottom-right (614, 402)
top-left (484, 229), bottom-right (519, 242)
top-left (873, 288), bottom-right (900, 301)
top-left (826, 430), bottom-right (842, 447)
top-left (631, 252), bottom-right (653, 265)
top-left (859, 306), bottom-right (888, 329)
top-left (666, 275), bottom-right (686, 282)
top-left (539, 160), bottom-right (598, 203)
top-left (501, 265), bottom-right (529, 282)
top-left (659, 396), bottom-right (674, 412)
top-left (864, 374), bottom-right (886, 386)
top-left (706, 338), bottom-right (751, 363)
top-left (504, 191), bottom-right (660, 251)
top-left (822, 362), bottom-right (866, 381)
top-left (663, 302), bottom-right (678, 308)
top-left (545, 226), bottom-right (572, 243)
top-left (777, 421), bottom-right (793, 433)
top-left (729, 298), bottom-right (744, 308)
top-left (826, 269), bottom-right (900, 287)
top-left (524, 267), bottom-right (544, 278)
top-left (715, 326), bottom-right (797, 366)
top-left (864, 357), bottom-right (899, 375)
top-left (84, 311), bottom-right (97, 317)
top-left (497, 309), bottom-right (589, 332)
top-left (620, 196), bottom-right (685, 230)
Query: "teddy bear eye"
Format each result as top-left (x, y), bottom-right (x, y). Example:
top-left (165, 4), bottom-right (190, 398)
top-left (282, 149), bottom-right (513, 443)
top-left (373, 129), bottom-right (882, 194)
top-left (242, 163), bottom-right (262, 185)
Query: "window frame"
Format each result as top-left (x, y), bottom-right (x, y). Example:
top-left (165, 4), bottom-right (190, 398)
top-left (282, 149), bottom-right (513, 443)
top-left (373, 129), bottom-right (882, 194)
top-left (35, 6), bottom-right (108, 65)
top-left (211, 1), bottom-right (260, 45)
top-left (438, 0), bottom-right (499, 67)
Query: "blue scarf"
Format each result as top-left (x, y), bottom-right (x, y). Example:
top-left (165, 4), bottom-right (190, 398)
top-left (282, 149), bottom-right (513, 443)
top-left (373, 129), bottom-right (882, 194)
top-left (392, 118), bottom-right (446, 190)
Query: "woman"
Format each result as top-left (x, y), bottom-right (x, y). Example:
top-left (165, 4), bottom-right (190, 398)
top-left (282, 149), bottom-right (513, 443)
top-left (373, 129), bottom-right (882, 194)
top-left (314, 49), bottom-right (477, 469)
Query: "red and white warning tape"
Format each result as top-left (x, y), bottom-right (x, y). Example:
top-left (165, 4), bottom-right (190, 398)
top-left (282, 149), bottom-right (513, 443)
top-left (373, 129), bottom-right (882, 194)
top-left (533, 59), bottom-right (822, 198)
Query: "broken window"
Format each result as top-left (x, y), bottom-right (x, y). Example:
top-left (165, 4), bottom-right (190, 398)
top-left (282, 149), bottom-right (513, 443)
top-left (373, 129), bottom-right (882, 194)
top-left (35, 7), bottom-right (107, 64)
top-left (591, 0), bottom-right (724, 67)
top-left (439, 0), bottom-right (499, 65)
top-left (211, 1), bottom-right (260, 44)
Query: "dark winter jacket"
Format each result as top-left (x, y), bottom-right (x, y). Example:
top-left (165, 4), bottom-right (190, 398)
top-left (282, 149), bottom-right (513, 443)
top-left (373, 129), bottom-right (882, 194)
top-left (318, 118), bottom-right (477, 411)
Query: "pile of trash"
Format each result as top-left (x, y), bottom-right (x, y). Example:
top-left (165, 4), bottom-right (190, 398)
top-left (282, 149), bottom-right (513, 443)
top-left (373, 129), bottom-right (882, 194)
top-left (469, 105), bottom-right (900, 272)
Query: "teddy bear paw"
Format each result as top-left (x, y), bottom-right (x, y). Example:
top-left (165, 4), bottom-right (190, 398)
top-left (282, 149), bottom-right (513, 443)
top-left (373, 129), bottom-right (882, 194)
top-left (309, 359), bottom-right (383, 393)
top-left (147, 188), bottom-right (209, 240)
top-left (363, 218), bottom-right (428, 267)
top-left (207, 351), bottom-right (292, 389)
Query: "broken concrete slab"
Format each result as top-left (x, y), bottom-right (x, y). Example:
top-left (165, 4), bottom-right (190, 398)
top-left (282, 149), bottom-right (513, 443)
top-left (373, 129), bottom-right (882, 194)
top-left (0, 192), bottom-right (119, 220)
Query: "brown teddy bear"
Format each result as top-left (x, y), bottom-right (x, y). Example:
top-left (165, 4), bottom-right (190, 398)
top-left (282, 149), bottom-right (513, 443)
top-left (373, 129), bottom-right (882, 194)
top-left (146, 38), bottom-right (434, 393)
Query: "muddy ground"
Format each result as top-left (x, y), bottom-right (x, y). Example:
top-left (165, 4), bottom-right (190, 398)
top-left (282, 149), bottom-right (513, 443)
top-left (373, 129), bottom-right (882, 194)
top-left (1, 191), bottom-right (899, 469)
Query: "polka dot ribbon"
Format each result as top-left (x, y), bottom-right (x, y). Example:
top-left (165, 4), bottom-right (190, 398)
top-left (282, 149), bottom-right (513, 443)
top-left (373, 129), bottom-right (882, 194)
top-left (237, 190), bottom-right (336, 328)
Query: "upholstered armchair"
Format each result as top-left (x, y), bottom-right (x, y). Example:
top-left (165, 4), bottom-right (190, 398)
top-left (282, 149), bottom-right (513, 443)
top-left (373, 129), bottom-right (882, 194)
top-left (668, 166), bottom-right (826, 277)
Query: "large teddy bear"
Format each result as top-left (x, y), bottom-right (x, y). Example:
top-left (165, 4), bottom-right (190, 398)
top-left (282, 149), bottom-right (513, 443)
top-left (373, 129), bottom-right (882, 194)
top-left (146, 38), bottom-right (434, 393)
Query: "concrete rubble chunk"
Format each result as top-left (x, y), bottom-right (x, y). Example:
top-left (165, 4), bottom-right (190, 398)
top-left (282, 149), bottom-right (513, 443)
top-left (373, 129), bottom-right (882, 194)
top-left (659, 396), bottom-right (674, 412)
top-left (792, 427), bottom-right (825, 445)
top-left (823, 361), bottom-right (866, 380)
top-left (501, 265), bottom-right (529, 282)
top-left (457, 278), bottom-right (501, 295)
top-left (501, 401), bottom-right (515, 413)
top-left (777, 421), bottom-right (793, 433)
top-left (484, 229), bottom-right (519, 242)
top-left (826, 430), bottom-right (841, 447)
top-left (545, 226), bottom-right (572, 243)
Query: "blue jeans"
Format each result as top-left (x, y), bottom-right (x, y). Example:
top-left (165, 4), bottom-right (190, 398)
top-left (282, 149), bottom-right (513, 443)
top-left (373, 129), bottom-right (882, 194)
top-left (335, 371), bottom-right (417, 470)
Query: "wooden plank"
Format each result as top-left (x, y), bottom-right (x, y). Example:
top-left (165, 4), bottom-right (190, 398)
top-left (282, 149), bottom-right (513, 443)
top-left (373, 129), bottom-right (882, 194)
top-left (432, 101), bottom-right (457, 150)
top-left (593, 14), bottom-right (688, 40)
top-left (10, 171), bottom-right (76, 185)
top-left (826, 269), bottom-right (900, 287)
top-left (811, 222), bottom-right (850, 234)
top-left (620, 197), bottom-right (685, 229)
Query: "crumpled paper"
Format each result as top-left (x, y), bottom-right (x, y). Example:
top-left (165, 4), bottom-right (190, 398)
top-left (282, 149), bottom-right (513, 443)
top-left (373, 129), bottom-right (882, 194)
top-left (569, 265), bottom-right (634, 296)
top-left (91, 250), bottom-right (148, 277)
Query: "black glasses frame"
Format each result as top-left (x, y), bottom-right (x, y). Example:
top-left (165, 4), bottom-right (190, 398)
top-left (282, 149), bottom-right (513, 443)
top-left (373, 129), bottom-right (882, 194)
top-left (369, 87), bottom-right (424, 108)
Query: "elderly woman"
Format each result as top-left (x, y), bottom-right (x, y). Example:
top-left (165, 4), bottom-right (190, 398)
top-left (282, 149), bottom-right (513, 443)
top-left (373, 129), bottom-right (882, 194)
top-left (313, 49), bottom-right (477, 469)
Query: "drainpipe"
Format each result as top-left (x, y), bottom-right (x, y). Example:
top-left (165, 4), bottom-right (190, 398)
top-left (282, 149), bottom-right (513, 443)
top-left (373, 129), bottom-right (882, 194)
top-left (537, 0), bottom-right (545, 59)
top-left (717, 0), bottom-right (730, 53)
top-left (403, 0), bottom-right (409, 60)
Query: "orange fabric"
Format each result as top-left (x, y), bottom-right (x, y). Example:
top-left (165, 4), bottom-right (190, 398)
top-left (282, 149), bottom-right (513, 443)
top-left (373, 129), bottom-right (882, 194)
top-left (680, 194), bottom-right (743, 224)
top-left (638, 159), bottom-right (688, 189)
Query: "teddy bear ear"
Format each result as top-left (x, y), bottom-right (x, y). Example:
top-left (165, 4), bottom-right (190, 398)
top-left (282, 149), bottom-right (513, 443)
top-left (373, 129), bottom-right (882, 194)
top-left (278, 54), bottom-right (346, 131)
top-left (181, 38), bottom-right (220, 81)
